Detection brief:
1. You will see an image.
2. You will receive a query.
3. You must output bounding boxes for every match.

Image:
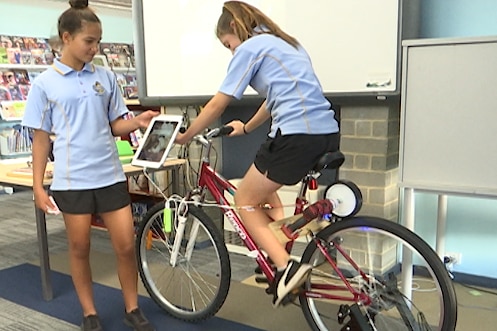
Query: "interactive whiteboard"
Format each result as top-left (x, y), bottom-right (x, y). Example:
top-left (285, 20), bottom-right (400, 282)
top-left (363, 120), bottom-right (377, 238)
top-left (133, 0), bottom-right (403, 105)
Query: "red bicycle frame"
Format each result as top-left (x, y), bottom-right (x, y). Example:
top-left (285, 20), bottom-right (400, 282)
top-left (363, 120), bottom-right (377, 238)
top-left (189, 129), bottom-right (367, 303)
top-left (193, 160), bottom-right (279, 282)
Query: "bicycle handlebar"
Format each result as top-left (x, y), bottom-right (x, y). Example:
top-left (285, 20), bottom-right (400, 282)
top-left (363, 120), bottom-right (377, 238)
top-left (192, 125), bottom-right (234, 147)
top-left (211, 125), bottom-right (234, 138)
top-left (213, 125), bottom-right (234, 137)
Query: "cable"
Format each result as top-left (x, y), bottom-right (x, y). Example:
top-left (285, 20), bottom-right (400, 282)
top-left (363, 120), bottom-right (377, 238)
top-left (142, 168), bottom-right (168, 200)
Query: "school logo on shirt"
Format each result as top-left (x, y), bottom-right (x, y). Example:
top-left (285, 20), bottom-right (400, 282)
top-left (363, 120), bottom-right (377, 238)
top-left (93, 81), bottom-right (105, 95)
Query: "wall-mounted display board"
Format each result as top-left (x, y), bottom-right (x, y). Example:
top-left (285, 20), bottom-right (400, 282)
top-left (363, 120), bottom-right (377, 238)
top-left (399, 36), bottom-right (497, 197)
top-left (133, 0), bottom-right (415, 106)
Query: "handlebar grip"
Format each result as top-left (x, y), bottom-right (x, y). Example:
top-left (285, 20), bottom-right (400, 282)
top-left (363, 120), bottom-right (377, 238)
top-left (213, 125), bottom-right (234, 137)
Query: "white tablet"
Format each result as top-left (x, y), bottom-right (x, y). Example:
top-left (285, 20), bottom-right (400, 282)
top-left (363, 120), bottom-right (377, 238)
top-left (131, 114), bottom-right (183, 169)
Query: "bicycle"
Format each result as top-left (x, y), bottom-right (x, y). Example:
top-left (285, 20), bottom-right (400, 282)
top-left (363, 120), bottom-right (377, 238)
top-left (135, 126), bottom-right (458, 331)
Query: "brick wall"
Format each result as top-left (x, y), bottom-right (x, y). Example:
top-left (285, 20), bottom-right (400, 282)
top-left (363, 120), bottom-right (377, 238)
top-left (338, 103), bottom-right (401, 220)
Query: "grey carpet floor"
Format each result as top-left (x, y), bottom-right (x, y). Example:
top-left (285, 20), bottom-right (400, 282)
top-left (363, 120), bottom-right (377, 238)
top-left (0, 189), bottom-right (309, 331)
top-left (0, 189), bottom-right (497, 330)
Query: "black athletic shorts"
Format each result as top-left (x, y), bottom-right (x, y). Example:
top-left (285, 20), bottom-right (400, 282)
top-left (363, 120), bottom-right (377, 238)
top-left (51, 181), bottom-right (131, 214)
top-left (254, 131), bottom-right (340, 185)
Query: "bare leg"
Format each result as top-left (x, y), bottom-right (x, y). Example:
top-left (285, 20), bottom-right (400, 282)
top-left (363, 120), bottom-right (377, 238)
top-left (100, 205), bottom-right (139, 313)
top-left (234, 164), bottom-right (289, 269)
top-left (264, 191), bottom-right (285, 221)
top-left (63, 213), bottom-right (97, 316)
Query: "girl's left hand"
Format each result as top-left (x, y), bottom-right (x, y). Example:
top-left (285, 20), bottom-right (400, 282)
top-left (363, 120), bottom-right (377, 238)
top-left (136, 110), bottom-right (160, 129)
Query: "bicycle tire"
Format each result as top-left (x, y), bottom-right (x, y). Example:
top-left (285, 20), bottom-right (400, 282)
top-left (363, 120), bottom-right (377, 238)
top-left (299, 216), bottom-right (457, 331)
top-left (135, 201), bottom-right (231, 322)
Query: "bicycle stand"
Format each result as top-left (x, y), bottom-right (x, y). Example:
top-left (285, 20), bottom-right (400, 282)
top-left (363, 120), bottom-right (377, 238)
top-left (338, 304), bottom-right (374, 331)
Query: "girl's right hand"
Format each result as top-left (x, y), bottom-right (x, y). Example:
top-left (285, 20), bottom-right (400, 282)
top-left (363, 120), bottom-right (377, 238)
top-left (225, 120), bottom-right (245, 136)
top-left (33, 187), bottom-right (56, 213)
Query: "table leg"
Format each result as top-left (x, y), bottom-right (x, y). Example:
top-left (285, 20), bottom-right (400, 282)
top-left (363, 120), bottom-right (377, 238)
top-left (35, 206), bottom-right (53, 301)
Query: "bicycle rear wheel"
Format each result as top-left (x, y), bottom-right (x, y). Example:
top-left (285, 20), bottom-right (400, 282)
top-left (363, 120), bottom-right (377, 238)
top-left (135, 202), bottom-right (231, 322)
top-left (299, 216), bottom-right (457, 331)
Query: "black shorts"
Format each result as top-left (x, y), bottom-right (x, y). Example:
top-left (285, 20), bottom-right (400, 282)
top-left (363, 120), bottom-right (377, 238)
top-left (51, 181), bottom-right (131, 214)
top-left (254, 131), bottom-right (340, 185)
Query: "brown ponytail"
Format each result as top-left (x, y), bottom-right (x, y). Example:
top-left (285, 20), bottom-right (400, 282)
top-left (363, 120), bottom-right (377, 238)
top-left (216, 1), bottom-right (299, 49)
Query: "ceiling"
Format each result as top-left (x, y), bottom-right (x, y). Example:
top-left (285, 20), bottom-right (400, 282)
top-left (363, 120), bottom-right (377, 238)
top-left (51, 0), bottom-right (131, 10)
top-left (93, 0), bottom-right (131, 8)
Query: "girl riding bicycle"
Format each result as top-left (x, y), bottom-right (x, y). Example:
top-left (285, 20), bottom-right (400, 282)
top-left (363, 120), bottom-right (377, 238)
top-left (175, 0), bottom-right (339, 307)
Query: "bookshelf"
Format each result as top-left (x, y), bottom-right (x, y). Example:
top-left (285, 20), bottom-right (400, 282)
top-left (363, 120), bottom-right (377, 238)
top-left (0, 34), bottom-right (144, 159)
top-left (0, 62), bottom-right (46, 158)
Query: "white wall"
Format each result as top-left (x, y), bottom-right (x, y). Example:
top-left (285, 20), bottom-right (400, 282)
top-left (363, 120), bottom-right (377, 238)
top-left (0, 0), bottom-right (132, 42)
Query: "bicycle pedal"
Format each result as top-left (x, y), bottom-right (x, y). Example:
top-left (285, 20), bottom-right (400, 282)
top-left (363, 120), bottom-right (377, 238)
top-left (254, 264), bottom-right (276, 275)
top-left (265, 285), bottom-right (275, 295)
top-left (255, 276), bottom-right (269, 284)
top-left (280, 291), bottom-right (298, 306)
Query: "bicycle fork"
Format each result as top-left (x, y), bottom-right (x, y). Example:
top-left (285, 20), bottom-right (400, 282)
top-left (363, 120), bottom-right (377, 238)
top-left (169, 214), bottom-right (200, 267)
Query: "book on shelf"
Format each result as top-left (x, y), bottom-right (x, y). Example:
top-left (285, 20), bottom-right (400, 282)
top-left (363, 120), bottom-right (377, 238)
top-left (0, 48), bottom-right (8, 64)
top-left (0, 35), bottom-right (56, 67)
top-left (115, 72), bottom-right (138, 99)
top-left (0, 100), bottom-right (27, 121)
top-left (30, 48), bottom-right (47, 65)
top-left (92, 54), bottom-right (109, 67)
top-left (0, 36), bottom-right (12, 49)
top-left (11, 36), bottom-right (24, 49)
top-left (0, 68), bottom-right (31, 120)
top-left (0, 126), bottom-right (32, 155)
top-left (20, 50), bottom-right (32, 65)
top-left (6, 47), bottom-right (21, 64)
top-left (99, 42), bottom-right (135, 70)
top-left (123, 85), bottom-right (138, 99)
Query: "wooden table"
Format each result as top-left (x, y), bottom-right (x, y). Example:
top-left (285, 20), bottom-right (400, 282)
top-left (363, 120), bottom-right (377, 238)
top-left (0, 159), bottom-right (185, 300)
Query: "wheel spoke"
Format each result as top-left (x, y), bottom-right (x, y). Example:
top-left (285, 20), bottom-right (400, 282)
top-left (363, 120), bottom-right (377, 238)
top-left (299, 217), bottom-right (457, 331)
top-left (136, 204), bottom-right (231, 321)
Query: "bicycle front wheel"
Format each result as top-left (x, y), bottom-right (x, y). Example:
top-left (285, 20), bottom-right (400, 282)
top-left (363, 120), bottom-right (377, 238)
top-left (299, 216), bottom-right (457, 331)
top-left (136, 202), bottom-right (231, 322)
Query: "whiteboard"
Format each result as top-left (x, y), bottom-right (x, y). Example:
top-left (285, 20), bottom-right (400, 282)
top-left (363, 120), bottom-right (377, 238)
top-left (399, 36), bottom-right (497, 197)
top-left (132, 0), bottom-right (403, 105)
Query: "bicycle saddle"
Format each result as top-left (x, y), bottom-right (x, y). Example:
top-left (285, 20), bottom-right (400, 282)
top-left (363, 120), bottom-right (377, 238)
top-left (313, 151), bottom-right (345, 171)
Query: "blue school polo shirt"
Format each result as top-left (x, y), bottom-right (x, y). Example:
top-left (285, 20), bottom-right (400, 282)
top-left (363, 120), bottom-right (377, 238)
top-left (22, 59), bottom-right (128, 190)
top-left (219, 33), bottom-right (339, 138)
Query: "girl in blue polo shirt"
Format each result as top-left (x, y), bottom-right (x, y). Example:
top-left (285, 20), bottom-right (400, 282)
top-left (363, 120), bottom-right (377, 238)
top-left (176, 1), bottom-right (340, 307)
top-left (22, 1), bottom-right (156, 330)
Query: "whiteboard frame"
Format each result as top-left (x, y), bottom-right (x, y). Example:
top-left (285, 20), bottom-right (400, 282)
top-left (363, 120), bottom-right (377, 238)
top-left (132, 0), bottom-right (411, 106)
